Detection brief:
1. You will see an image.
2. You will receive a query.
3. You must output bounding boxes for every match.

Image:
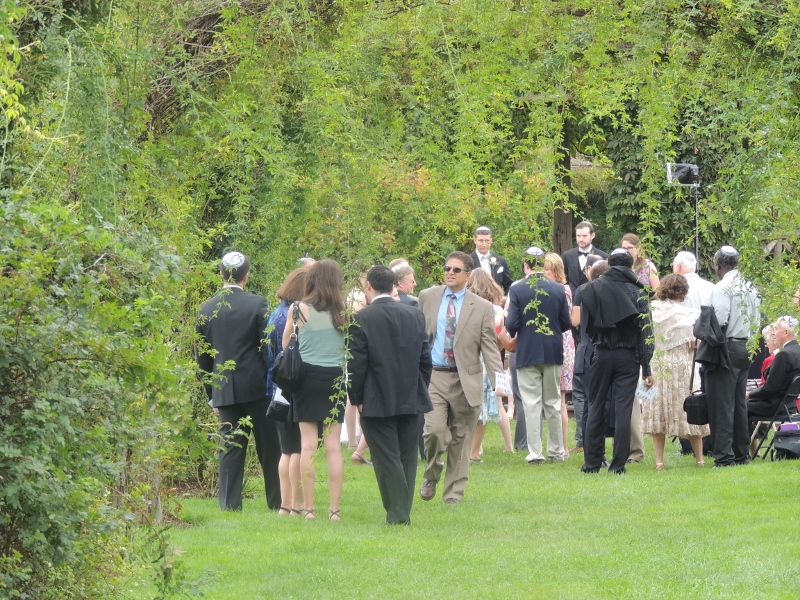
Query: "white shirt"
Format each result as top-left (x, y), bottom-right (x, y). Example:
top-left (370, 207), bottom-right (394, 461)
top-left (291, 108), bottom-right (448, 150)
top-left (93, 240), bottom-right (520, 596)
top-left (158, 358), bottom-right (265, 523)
top-left (680, 272), bottom-right (715, 310)
top-left (477, 252), bottom-right (492, 274)
top-left (578, 245), bottom-right (594, 271)
top-left (710, 269), bottom-right (760, 339)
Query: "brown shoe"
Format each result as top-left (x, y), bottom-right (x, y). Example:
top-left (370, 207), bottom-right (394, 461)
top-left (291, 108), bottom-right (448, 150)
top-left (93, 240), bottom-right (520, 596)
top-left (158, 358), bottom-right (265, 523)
top-left (569, 446), bottom-right (584, 454)
top-left (419, 479), bottom-right (436, 501)
top-left (444, 498), bottom-right (460, 505)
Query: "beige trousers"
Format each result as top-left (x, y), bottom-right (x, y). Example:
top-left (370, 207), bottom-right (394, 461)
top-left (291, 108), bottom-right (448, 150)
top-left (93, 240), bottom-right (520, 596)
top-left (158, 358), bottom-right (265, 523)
top-left (423, 371), bottom-right (481, 502)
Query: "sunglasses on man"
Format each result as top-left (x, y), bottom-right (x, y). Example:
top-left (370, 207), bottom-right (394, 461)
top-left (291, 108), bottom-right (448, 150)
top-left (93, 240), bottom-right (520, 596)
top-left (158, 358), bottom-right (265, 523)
top-left (443, 266), bottom-right (465, 273)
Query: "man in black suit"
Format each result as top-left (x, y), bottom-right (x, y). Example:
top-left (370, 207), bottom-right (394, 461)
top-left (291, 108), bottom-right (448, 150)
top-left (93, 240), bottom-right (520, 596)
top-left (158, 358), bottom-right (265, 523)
top-left (580, 249), bottom-right (654, 474)
top-left (348, 266), bottom-right (432, 525)
top-left (393, 263), bottom-right (419, 307)
top-left (470, 226), bottom-right (513, 295)
top-left (561, 220), bottom-right (608, 295)
top-left (505, 247), bottom-right (572, 463)
top-left (196, 252), bottom-right (281, 511)
top-left (747, 316), bottom-right (800, 419)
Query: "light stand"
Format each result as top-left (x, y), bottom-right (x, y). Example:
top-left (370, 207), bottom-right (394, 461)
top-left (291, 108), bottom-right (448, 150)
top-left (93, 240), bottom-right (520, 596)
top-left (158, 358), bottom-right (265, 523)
top-left (666, 163), bottom-right (701, 259)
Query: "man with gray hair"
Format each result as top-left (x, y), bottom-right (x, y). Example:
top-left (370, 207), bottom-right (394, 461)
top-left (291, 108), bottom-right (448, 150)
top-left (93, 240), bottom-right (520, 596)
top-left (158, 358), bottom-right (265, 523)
top-left (671, 250), bottom-right (715, 310)
top-left (393, 263), bottom-right (419, 307)
top-left (746, 316), bottom-right (800, 420)
top-left (704, 245), bottom-right (761, 467)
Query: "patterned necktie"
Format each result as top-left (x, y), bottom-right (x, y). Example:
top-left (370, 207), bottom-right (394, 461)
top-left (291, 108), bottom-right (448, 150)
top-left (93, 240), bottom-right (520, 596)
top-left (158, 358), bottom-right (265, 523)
top-left (443, 294), bottom-right (456, 366)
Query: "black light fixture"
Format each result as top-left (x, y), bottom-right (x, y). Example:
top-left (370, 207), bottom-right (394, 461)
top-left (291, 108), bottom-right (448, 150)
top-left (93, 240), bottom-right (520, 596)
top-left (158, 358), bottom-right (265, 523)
top-left (666, 163), bottom-right (701, 259)
top-left (666, 163), bottom-right (700, 187)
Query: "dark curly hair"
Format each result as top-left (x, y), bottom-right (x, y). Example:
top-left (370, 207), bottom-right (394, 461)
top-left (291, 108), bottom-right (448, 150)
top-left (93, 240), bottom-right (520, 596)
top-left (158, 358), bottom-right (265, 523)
top-left (656, 274), bottom-right (689, 302)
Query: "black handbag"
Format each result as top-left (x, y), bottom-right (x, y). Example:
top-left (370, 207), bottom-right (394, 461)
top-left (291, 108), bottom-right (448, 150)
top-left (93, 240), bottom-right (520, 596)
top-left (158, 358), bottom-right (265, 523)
top-left (271, 302), bottom-right (306, 393)
top-left (266, 389), bottom-right (291, 423)
top-left (683, 345), bottom-right (709, 426)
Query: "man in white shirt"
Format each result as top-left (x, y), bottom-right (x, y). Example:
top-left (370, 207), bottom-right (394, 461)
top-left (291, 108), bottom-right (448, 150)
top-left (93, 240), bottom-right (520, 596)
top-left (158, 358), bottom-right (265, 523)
top-left (671, 251), bottom-right (715, 309)
top-left (705, 245), bottom-right (761, 467)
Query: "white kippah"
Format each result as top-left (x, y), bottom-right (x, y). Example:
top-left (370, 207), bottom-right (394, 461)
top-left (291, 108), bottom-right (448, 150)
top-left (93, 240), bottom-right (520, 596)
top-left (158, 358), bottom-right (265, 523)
top-left (391, 261), bottom-right (409, 272)
top-left (674, 251), bottom-right (697, 269)
top-left (720, 245), bottom-right (738, 256)
top-left (525, 246), bottom-right (545, 257)
top-left (222, 251), bottom-right (246, 269)
top-left (610, 248), bottom-right (628, 256)
top-left (778, 315), bottom-right (799, 329)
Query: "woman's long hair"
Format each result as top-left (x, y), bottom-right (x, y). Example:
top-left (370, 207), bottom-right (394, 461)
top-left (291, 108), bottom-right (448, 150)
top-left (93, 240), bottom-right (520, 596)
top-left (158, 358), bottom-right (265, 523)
top-left (622, 233), bottom-right (648, 270)
top-left (303, 259), bottom-right (347, 329)
top-left (467, 269), bottom-right (504, 305)
top-left (543, 253), bottom-right (567, 285)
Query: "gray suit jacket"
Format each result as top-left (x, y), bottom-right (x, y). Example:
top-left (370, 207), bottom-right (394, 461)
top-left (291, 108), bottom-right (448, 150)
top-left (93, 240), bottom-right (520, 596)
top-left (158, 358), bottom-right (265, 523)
top-left (418, 286), bottom-right (504, 407)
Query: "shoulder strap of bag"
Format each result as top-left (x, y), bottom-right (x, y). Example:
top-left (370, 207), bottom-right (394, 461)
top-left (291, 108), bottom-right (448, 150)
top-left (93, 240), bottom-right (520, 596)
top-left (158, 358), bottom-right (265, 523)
top-left (291, 301), bottom-right (307, 337)
top-left (689, 342), bottom-right (698, 392)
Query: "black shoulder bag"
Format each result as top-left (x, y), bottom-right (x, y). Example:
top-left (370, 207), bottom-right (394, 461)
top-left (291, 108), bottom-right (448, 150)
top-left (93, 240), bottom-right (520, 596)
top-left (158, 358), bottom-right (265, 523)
top-left (683, 344), bottom-right (709, 426)
top-left (271, 302), bottom-right (307, 393)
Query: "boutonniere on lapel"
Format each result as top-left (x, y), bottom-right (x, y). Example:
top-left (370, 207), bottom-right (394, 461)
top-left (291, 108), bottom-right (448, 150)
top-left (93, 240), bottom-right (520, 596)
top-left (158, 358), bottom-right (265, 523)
top-left (489, 257), bottom-right (497, 267)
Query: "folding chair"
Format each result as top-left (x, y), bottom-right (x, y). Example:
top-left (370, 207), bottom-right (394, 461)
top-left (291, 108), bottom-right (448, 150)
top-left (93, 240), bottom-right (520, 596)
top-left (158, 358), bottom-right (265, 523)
top-left (750, 375), bottom-right (800, 460)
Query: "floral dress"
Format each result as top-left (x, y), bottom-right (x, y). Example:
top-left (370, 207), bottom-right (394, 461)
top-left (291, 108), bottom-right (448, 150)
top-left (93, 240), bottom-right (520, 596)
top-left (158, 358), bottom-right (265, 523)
top-left (642, 300), bottom-right (710, 438)
top-left (560, 284), bottom-right (575, 391)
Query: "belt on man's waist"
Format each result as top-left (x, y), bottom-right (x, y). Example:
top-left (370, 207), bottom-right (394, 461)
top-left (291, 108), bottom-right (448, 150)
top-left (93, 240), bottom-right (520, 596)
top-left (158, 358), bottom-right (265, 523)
top-left (726, 337), bottom-right (748, 342)
top-left (432, 365), bottom-right (458, 372)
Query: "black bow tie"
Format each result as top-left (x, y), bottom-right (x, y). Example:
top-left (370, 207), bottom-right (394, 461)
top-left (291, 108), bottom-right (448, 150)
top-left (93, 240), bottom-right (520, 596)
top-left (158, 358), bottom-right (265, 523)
top-left (579, 250), bottom-right (590, 256)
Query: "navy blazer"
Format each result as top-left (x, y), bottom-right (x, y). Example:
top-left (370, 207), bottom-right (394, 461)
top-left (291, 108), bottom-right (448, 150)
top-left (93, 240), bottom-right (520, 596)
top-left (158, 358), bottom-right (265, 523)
top-left (505, 275), bottom-right (571, 368)
top-left (398, 290), bottom-right (419, 308)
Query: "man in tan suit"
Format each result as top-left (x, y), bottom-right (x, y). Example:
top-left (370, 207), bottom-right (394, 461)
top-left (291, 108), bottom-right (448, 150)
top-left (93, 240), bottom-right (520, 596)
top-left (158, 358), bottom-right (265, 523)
top-left (418, 251), bottom-right (504, 504)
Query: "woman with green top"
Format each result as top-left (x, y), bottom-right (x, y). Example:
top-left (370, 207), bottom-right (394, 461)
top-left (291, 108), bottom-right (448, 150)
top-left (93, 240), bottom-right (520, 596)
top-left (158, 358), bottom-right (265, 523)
top-left (281, 259), bottom-right (347, 520)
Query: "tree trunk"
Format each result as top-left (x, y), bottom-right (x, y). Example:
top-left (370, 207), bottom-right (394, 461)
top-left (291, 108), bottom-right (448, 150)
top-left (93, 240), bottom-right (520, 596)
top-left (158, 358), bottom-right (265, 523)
top-left (552, 119), bottom-right (574, 255)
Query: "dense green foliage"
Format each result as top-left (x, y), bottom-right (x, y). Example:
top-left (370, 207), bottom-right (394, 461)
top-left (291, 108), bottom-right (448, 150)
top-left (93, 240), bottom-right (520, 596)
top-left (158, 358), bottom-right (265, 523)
top-left (1, 0), bottom-right (800, 596)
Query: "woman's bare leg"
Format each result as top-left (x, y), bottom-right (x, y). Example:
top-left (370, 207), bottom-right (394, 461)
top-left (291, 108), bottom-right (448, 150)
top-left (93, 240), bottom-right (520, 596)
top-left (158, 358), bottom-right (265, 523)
top-left (299, 422), bottom-right (319, 518)
top-left (323, 423), bottom-right (343, 520)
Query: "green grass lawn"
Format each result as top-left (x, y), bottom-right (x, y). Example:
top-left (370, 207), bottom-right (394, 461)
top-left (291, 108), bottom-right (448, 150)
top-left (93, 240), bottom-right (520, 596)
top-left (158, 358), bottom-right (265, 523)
top-left (168, 423), bottom-right (800, 599)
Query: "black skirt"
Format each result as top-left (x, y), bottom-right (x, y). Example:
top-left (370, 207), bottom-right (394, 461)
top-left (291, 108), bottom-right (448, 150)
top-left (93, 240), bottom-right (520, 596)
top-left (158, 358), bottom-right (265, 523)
top-left (292, 363), bottom-right (346, 424)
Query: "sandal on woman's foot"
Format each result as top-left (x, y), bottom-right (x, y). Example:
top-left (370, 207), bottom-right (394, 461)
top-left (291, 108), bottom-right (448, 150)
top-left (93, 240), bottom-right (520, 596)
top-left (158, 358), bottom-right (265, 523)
top-left (655, 463), bottom-right (665, 471)
top-left (351, 452), bottom-right (372, 466)
top-left (329, 509), bottom-right (340, 521)
top-left (289, 508), bottom-right (303, 516)
top-left (278, 507), bottom-right (292, 515)
top-left (301, 509), bottom-right (315, 520)
top-left (696, 461), bottom-right (705, 467)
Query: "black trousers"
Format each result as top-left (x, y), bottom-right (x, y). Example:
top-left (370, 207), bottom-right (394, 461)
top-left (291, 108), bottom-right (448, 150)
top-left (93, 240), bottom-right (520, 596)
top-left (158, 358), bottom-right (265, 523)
top-left (576, 371), bottom-right (590, 449)
top-left (360, 414), bottom-right (419, 525)
top-left (583, 347), bottom-right (639, 473)
top-left (217, 398), bottom-right (282, 511)
top-left (705, 340), bottom-right (751, 466)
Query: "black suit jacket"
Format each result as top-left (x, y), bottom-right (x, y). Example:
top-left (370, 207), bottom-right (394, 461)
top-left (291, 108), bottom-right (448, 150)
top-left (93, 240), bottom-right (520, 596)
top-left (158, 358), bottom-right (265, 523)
top-left (196, 287), bottom-right (270, 407)
top-left (748, 340), bottom-right (800, 416)
top-left (347, 297), bottom-right (433, 417)
top-left (470, 250), bottom-right (514, 294)
top-left (562, 246), bottom-right (608, 295)
top-left (398, 291), bottom-right (419, 307)
top-left (505, 275), bottom-right (571, 368)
